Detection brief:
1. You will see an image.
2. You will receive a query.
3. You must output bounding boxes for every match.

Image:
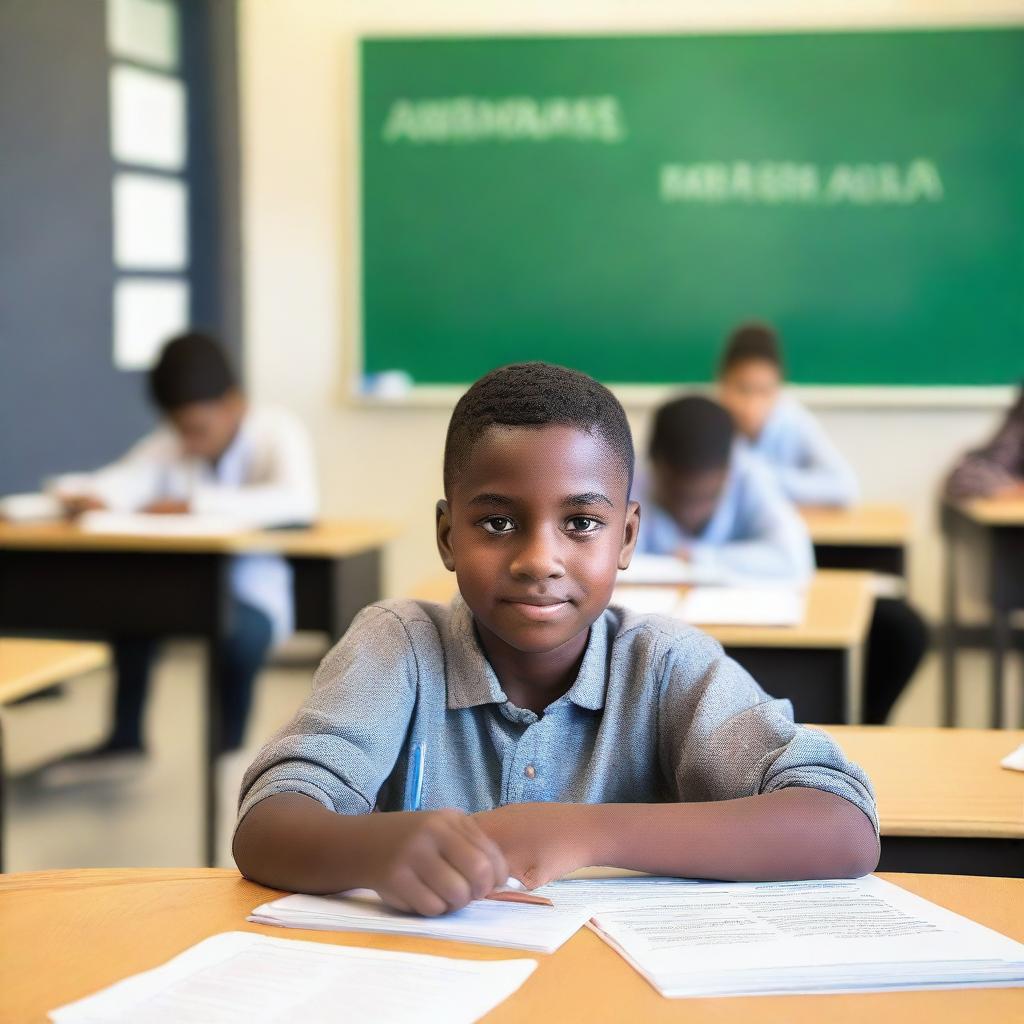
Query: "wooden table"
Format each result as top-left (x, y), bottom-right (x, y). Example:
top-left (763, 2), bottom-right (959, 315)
top-left (2, 868), bottom-right (1021, 1022)
top-left (0, 520), bottom-right (397, 866)
top-left (823, 725), bottom-right (1024, 877)
top-left (941, 498), bottom-right (1024, 728)
top-left (411, 570), bottom-right (875, 724)
top-left (801, 503), bottom-right (911, 578)
top-left (0, 640), bottom-right (110, 872)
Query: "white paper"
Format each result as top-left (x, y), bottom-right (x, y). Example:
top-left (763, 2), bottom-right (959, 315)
top-left (588, 875), bottom-right (1024, 998)
top-left (249, 889), bottom-right (592, 954)
top-left (49, 931), bottom-right (536, 1024)
top-left (618, 554), bottom-right (723, 586)
top-left (1001, 743), bottom-right (1024, 772)
top-left (677, 586), bottom-right (805, 627)
top-left (0, 492), bottom-right (63, 522)
top-left (610, 586), bottom-right (682, 617)
top-left (79, 511), bottom-right (248, 537)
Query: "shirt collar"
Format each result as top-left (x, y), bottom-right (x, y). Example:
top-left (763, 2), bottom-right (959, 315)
top-left (444, 595), bottom-right (610, 713)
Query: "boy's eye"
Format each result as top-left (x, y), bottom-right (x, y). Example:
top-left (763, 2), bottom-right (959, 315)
top-left (565, 516), bottom-right (602, 534)
top-left (480, 516), bottom-right (516, 535)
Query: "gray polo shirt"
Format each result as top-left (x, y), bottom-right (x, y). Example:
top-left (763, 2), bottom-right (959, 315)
top-left (237, 598), bottom-right (878, 836)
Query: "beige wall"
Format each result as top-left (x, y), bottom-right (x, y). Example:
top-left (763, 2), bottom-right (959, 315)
top-left (238, 0), bottom-right (1021, 618)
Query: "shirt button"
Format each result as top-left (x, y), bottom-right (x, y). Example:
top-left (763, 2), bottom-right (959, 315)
top-left (524, 765), bottom-right (536, 779)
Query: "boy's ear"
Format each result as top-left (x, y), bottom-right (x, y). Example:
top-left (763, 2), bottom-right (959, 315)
top-left (618, 500), bottom-right (641, 570)
top-left (435, 499), bottom-right (456, 571)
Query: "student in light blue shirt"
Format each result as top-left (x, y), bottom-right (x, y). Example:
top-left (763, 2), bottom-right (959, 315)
top-left (634, 395), bottom-right (814, 582)
top-left (715, 322), bottom-right (928, 724)
top-left (718, 322), bottom-right (858, 507)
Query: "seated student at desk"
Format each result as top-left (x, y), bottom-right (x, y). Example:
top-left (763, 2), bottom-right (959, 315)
top-left (633, 394), bottom-right (813, 581)
top-left (51, 332), bottom-right (317, 765)
top-left (945, 381), bottom-right (1024, 499)
top-left (233, 363), bottom-right (878, 912)
top-left (716, 323), bottom-right (927, 725)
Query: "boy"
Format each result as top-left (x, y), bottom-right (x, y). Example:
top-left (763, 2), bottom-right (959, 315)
top-left (634, 394), bottom-right (814, 582)
top-left (233, 363), bottom-right (877, 914)
top-left (53, 332), bottom-right (317, 763)
top-left (717, 322), bottom-right (858, 507)
top-left (714, 322), bottom-right (928, 724)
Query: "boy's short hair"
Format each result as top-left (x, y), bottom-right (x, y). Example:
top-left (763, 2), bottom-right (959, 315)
top-left (149, 331), bottom-right (237, 412)
top-left (719, 321), bottom-right (782, 376)
top-left (444, 362), bottom-right (634, 494)
top-left (649, 395), bottom-right (734, 473)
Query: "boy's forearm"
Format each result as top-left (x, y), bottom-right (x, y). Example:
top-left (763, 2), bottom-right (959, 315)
top-left (571, 788), bottom-right (878, 881)
top-left (233, 792), bottom-right (381, 894)
top-left (476, 789), bottom-right (878, 886)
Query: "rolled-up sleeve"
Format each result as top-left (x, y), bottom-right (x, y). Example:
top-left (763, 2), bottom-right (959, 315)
top-left (236, 604), bottom-right (418, 826)
top-left (659, 632), bottom-right (878, 836)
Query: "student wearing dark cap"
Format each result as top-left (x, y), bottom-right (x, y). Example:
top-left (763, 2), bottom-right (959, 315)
top-left (53, 331), bottom-right (317, 764)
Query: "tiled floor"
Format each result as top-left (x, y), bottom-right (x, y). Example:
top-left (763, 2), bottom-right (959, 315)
top-left (2, 639), bottom-right (1020, 873)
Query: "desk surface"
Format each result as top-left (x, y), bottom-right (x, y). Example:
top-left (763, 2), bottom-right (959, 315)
top-left (0, 639), bottom-right (109, 705)
top-left (800, 503), bottom-right (911, 546)
top-left (1, 868), bottom-right (1020, 1023)
top-left (823, 726), bottom-right (1024, 840)
top-left (0, 519), bottom-right (398, 558)
top-left (410, 569), bottom-right (874, 650)
top-left (953, 498), bottom-right (1024, 527)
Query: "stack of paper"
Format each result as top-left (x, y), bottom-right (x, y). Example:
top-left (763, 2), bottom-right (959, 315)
top-left (49, 931), bottom-right (537, 1024)
top-left (578, 875), bottom-right (1024, 998)
top-left (676, 585), bottom-right (805, 626)
top-left (249, 888), bottom-right (592, 953)
top-left (612, 584), bottom-right (805, 626)
top-left (617, 554), bottom-right (724, 586)
top-left (79, 510), bottom-right (248, 537)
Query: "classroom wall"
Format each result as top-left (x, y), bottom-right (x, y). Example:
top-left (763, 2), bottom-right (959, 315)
top-left (238, 0), bottom-right (1022, 622)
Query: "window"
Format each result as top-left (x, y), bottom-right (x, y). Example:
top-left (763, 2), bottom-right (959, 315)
top-left (106, 0), bottom-right (189, 371)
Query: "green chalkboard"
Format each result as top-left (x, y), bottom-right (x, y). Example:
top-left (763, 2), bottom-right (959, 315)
top-left (360, 29), bottom-right (1024, 387)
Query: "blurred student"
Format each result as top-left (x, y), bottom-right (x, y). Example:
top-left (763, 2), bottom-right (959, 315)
top-left (54, 332), bottom-right (317, 764)
top-left (718, 323), bottom-right (858, 506)
top-left (945, 383), bottom-right (1024, 500)
top-left (634, 395), bottom-right (814, 582)
top-left (715, 322), bottom-right (927, 724)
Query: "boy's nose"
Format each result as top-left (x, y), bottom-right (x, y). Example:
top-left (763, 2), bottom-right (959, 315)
top-left (508, 530), bottom-right (565, 580)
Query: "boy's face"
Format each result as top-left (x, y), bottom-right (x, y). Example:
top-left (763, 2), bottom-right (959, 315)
top-left (719, 359), bottom-right (781, 439)
top-left (437, 424), bottom-right (639, 657)
top-left (652, 459), bottom-right (729, 536)
top-left (167, 390), bottom-right (245, 462)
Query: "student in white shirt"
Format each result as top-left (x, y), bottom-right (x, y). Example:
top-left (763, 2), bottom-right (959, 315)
top-left (634, 395), bottom-right (814, 582)
top-left (715, 322), bottom-right (928, 724)
top-left (56, 332), bottom-right (317, 762)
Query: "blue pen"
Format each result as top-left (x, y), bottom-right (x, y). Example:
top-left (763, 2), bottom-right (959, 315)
top-left (406, 741), bottom-right (426, 811)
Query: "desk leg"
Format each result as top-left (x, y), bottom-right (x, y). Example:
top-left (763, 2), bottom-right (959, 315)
top-left (204, 559), bottom-right (230, 868)
top-left (991, 611), bottom-right (1009, 729)
top-left (0, 717), bottom-right (5, 872)
top-left (942, 530), bottom-right (958, 727)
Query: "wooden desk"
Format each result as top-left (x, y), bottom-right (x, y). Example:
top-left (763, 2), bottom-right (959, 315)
top-left (823, 726), bottom-right (1024, 877)
top-left (800, 503), bottom-right (911, 577)
top-left (941, 499), bottom-right (1024, 728)
top-left (0, 640), bottom-right (110, 872)
top-left (0, 520), bottom-right (396, 866)
top-left (410, 571), bottom-right (875, 724)
top-left (2, 868), bottom-right (1021, 1023)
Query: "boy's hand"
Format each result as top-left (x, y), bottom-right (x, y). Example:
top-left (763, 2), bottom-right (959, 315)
top-left (60, 495), bottom-right (106, 518)
top-left (474, 803), bottom-right (593, 890)
top-left (143, 499), bottom-right (191, 514)
top-left (366, 809), bottom-right (508, 916)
